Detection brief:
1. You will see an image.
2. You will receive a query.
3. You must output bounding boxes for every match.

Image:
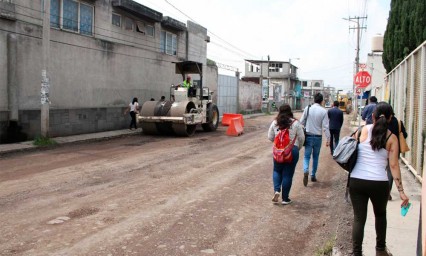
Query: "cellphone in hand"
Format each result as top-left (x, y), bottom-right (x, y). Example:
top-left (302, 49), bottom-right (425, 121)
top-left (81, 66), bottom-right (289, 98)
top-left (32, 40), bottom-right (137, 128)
top-left (401, 203), bottom-right (412, 217)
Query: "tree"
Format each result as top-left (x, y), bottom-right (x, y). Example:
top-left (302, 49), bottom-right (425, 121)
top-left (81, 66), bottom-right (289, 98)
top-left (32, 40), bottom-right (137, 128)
top-left (383, 0), bottom-right (426, 73)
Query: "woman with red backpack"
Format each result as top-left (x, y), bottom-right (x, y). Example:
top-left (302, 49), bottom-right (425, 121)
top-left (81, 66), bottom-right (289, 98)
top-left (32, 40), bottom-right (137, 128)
top-left (268, 104), bottom-right (305, 205)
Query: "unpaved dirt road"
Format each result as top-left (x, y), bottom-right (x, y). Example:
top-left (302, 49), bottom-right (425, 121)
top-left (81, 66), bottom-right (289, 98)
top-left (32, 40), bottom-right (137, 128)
top-left (0, 113), bottom-right (353, 256)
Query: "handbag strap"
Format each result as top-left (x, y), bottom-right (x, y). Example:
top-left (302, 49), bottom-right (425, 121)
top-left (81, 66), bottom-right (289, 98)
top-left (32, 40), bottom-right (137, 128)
top-left (287, 120), bottom-right (298, 148)
top-left (305, 105), bottom-right (311, 127)
top-left (346, 126), bottom-right (363, 188)
top-left (398, 120), bottom-right (402, 134)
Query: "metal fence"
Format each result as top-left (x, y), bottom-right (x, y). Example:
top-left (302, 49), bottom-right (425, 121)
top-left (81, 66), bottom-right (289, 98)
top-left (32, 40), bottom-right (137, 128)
top-left (385, 40), bottom-right (426, 180)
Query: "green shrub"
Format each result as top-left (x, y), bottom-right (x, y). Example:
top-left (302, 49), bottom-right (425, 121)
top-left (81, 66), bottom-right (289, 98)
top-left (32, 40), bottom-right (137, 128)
top-left (33, 136), bottom-right (57, 146)
top-left (315, 237), bottom-right (335, 256)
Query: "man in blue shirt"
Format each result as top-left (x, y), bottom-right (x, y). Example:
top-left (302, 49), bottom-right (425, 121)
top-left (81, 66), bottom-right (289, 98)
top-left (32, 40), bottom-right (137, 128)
top-left (361, 96), bottom-right (377, 124)
top-left (300, 93), bottom-right (330, 186)
top-left (328, 101), bottom-right (344, 155)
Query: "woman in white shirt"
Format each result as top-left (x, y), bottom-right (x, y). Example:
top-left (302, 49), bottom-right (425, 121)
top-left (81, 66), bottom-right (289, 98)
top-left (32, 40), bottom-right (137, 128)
top-left (124, 97), bottom-right (139, 130)
top-left (349, 102), bottom-right (409, 256)
top-left (268, 104), bottom-right (305, 205)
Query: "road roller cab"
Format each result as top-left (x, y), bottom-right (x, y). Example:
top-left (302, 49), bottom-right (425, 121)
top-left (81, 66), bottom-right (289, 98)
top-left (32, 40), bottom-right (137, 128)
top-left (137, 61), bottom-right (220, 137)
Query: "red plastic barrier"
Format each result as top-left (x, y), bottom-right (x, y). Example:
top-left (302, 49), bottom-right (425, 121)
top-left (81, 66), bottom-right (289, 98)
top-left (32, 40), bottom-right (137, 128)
top-left (222, 113), bottom-right (244, 127)
top-left (226, 117), bottom-right (244, 136)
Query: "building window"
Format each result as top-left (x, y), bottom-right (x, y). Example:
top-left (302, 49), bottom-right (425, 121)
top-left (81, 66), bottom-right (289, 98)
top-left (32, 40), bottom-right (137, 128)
top-left (269, 63), bottom-right (283, 72)
top-left (50, 0), bottom-right (60, 28)
top-left (50, 0), bottom-right (94, 36)
top-left (79, 3), bottom-right (93, 35)
top-left (146, 24), bottom-right (154, 37)
top-left (160, 31), bottom-right (177, 55)
top-left (112, 13), bottom-right (121, 27)
top-left (63, 0), bottom-right (79, 32)
top-left (135, 22), bottom-right (145, 34)
top-left (124, 17), bottom-right (133, 31)
top-left (314, 82), bottom-right (321, 87)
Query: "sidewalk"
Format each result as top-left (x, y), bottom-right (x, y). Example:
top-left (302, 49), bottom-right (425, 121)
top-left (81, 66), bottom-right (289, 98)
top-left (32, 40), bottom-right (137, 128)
top-left (0, 129), bottom-right (140, 155)
top-left (349, 119), bottom-right (422, 256)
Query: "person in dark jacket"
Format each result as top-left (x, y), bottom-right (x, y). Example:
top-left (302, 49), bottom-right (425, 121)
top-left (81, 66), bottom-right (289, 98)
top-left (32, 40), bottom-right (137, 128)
top-left (361, 96), bottom-right (377, 124)
top-left (386, 109), bottom-right (408, 200)
top-left (328, 101), bottom-right (344, 155)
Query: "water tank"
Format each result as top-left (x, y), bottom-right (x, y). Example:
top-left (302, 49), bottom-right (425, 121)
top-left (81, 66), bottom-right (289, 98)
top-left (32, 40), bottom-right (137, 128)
top-left (371, 34), bottom-right (383, 52)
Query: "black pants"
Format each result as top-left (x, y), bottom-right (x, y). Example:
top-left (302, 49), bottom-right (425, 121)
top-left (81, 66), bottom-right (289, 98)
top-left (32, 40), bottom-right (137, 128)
top-left (349, 178), bottom-right (389, 255)
top-left (329, 129), bottom-right (340, 154)
top-left (129, 111), bottom-right (137, 129)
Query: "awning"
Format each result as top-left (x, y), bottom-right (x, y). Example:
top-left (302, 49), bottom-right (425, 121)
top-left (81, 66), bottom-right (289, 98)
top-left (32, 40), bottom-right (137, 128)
top-left (112, 0), bottom-right (162, 22)
top-left (161, 16), bottom-right (186, 31)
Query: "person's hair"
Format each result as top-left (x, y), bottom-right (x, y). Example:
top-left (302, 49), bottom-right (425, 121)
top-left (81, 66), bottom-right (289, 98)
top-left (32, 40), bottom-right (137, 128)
top-left (370, 102), bottom-right (392, 150)
top-left (132, 97), bottom-right (138, 104)
top-left (150, 98), bottom-right (155, 101)
top-left (276, 112), bottom-right (292, 130)
top-left (277, 104), bottom-right (294, 118)
top-left (314, 93), bottom-right (323, 104)
top-left (370, 96), bottom-right (378, 103)
top-left (161, 96), bottom-right (165, 100)
top-left (333, 101), bottom-right (339, 107)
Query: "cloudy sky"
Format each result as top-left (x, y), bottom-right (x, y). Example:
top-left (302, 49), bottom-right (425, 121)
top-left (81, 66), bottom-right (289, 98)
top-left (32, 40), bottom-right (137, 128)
top-left (136, 0), bottom-right (391, 91)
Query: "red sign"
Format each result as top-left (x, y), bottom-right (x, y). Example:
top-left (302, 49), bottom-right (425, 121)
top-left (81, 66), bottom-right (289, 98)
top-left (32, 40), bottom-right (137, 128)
top-left (355, 88), bottom-right (362, 95)
top-left (354, 71), bottom-right (372, 88)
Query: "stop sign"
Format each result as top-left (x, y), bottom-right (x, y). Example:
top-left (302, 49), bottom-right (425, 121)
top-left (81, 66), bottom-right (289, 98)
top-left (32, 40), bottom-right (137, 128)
top-left (354, 71), bottom-right (372, 88)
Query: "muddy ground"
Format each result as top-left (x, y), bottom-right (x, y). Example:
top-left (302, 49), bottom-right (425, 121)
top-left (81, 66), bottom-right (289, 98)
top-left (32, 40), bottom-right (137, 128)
top-left (0, 113), bottom-right (354, 256)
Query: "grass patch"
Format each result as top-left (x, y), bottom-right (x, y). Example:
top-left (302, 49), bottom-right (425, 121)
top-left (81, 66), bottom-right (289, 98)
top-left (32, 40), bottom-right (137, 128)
top-left (33, 136), bottom-right (57, 147)
top-left (315, 237), bottom-right (335, 256)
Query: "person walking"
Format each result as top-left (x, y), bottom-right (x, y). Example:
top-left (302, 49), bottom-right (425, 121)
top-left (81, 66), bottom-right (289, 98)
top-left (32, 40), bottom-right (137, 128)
top-left (349, 102), bottom-right (410, 256)
top-left (328, 100), bottom-right (344, 155)
top-left (386, 108), bottom-right (408, 200)
top-left (300, 93), bottom-right (330, 186)
top-left (124, 97), bottom-right (139, 130)
top-left (362, 96), bottom-right (378, 124)
top-left (268, 104), bottom-right (305, 205)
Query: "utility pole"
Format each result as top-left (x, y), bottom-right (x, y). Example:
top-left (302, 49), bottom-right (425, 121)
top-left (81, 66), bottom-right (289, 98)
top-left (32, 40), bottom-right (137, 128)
top-left (343, 16), bottom-right (367, 122)
top-left (41, 0), bottom-right (51, 137)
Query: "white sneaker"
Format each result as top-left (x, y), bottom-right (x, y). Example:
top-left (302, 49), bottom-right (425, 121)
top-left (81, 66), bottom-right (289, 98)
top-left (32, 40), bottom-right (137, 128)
top-left (282, 199), bottom-right (292, 205)
top-left (272, 192), bottom-right (280, 202)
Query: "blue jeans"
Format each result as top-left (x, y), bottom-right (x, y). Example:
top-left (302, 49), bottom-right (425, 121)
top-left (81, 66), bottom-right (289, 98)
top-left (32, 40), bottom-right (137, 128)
top-left (303, 135), bottom-right (322, 177)
top-left (273, 146), bottom-right (299, 201)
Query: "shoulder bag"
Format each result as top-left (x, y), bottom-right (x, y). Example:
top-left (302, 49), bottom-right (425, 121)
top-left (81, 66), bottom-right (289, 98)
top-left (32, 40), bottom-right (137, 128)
top-left (398, 120), bottom-right (410, 153)
top-left (303, 105), bottom-right (311, 147)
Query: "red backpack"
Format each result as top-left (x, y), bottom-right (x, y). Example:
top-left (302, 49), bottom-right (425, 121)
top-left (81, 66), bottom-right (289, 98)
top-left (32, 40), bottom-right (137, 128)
top-left (273, 121), bottom-right (297, 163)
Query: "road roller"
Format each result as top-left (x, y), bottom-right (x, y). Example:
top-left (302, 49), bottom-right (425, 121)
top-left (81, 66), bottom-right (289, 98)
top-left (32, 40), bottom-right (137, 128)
top-left (137, 61), bottom-right (220, 137)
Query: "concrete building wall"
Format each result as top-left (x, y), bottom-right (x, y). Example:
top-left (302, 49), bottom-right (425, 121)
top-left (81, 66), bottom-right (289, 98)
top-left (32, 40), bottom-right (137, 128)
top-left (239, 81), bottom-right (262, 112)
top-left (0, 0), bottom-right (209, 142)
top-left (0, 32), bottom-right (8, 111)
top-left (367, 53), bottom-right (386, 98)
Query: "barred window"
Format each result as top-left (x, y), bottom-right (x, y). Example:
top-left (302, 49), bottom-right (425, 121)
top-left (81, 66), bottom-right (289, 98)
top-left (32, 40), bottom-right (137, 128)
top-left (160, 31), bottom-right (177, 55)
top-left (50, 0), bottom-right (94, 36)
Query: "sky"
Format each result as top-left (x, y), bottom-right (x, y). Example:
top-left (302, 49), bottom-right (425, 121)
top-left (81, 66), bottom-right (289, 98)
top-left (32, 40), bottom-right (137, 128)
top-left (135, 0), bottom-right (391, 92)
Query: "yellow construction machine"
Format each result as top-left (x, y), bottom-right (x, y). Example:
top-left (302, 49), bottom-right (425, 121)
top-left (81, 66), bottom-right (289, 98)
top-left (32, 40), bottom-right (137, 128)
top-left (338, 94), bottom-right (352, 114)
